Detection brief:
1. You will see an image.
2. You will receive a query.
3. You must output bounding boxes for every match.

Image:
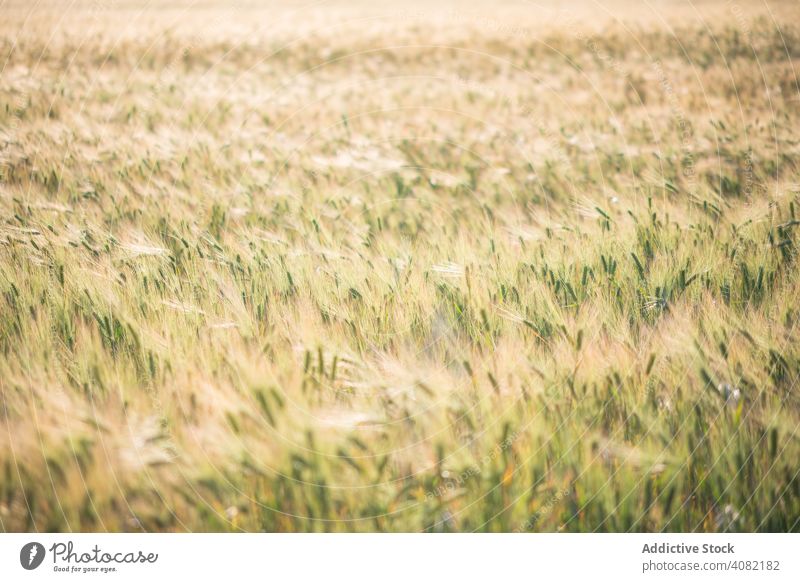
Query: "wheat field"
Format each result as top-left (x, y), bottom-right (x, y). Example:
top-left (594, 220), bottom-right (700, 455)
top-left (1, 0), bottom-right (799, 532)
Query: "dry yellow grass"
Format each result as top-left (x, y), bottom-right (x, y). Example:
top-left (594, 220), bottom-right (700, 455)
top-left (1, 0), bottom-right (799, 531)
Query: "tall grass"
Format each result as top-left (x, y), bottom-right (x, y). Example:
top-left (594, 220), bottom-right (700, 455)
top-left (0, 1), bottom-right (799, 532)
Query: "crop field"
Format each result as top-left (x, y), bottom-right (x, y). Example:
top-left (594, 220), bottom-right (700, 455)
top-left (1, 0), bottom-right (799, 532)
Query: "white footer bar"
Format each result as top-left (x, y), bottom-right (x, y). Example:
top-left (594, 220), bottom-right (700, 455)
top-left (1, 534), bottom-right (797, 581)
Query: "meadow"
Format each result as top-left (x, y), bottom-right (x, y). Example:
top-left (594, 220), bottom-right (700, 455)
top-left (1, 0), bottom-right (799, 532)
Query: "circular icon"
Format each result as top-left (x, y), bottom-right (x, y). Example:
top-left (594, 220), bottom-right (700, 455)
top-left (20, 542), bottom-right (46, 570)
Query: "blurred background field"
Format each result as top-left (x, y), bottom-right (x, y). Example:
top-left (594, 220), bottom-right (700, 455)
top-left (1, 1), bottom-right (799, 531)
